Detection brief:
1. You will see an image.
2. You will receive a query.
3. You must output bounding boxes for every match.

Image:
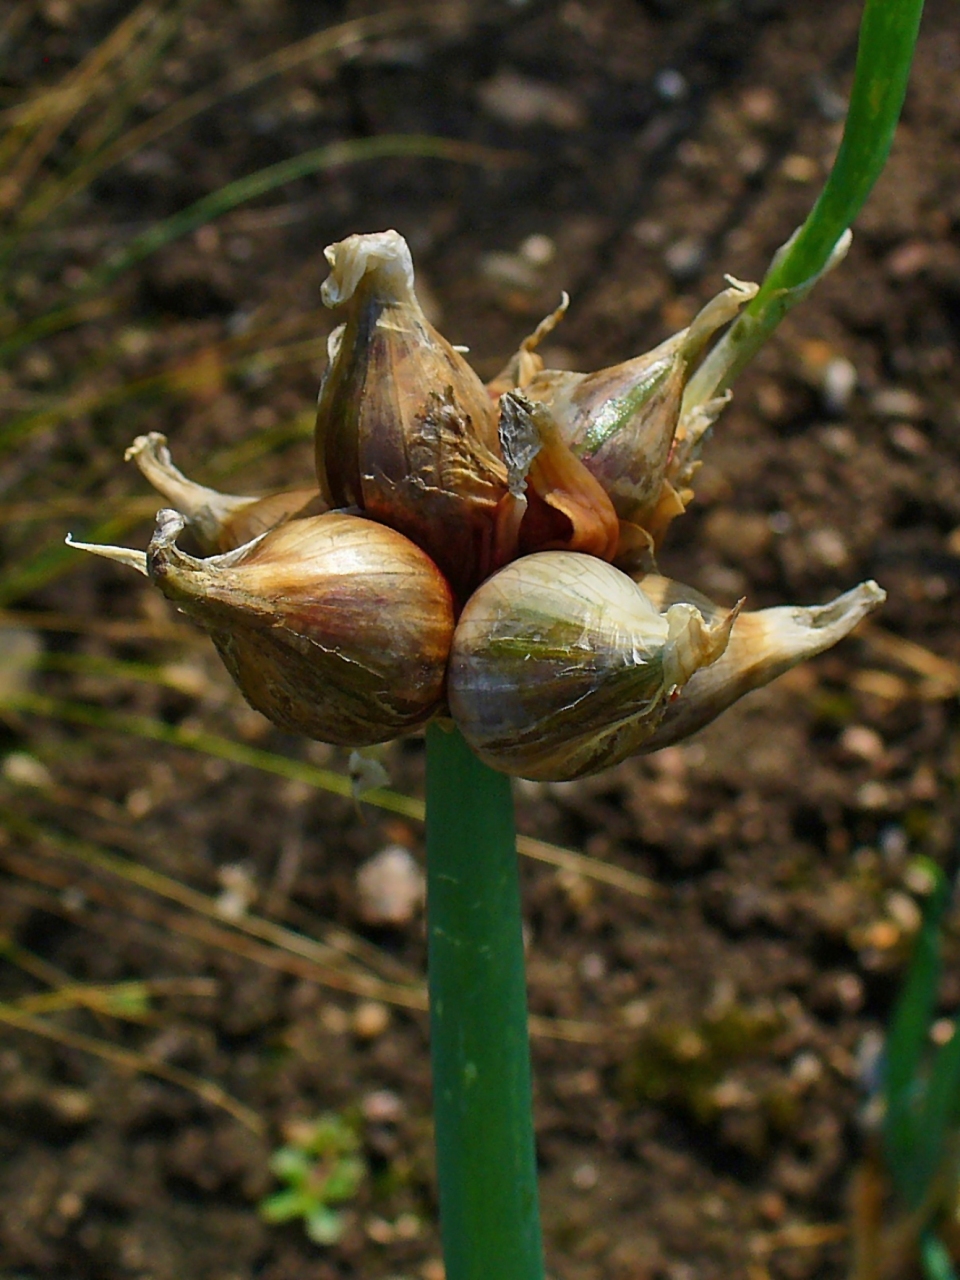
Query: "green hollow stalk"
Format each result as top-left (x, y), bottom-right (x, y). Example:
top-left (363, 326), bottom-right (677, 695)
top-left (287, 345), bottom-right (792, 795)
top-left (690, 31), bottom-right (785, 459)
top-left (425, 724), bottom-right (544, 1280)
top-left (684, 0), bottom-right (925, 409)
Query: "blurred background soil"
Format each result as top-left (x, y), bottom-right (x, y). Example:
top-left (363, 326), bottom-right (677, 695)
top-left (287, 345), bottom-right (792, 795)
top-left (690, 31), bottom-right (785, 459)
top-left (1, 1), bottom-right (960, 1277)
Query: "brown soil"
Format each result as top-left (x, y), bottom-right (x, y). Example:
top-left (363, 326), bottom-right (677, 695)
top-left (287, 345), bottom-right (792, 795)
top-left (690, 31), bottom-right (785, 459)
top-left (2, 1), bottom-right (960, 1278)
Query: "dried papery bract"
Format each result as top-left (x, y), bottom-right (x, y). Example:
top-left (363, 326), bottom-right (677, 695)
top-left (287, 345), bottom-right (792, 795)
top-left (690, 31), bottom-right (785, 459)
top-left (315, 230), bottom-right (510, 600)
top-left (498, 391), bottom-right (620, 561)
top-left (72, 510), bottom-right (455, 746)
top-left (636, 574), bottom-right (886, 751)
top-left (127, 432), bottom-right (324, 554)
top-left (447, 552), bottom-right (737, 781)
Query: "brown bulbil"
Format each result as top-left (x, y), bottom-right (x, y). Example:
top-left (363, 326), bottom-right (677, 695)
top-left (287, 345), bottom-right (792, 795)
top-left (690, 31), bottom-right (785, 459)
top-left (146, 509), bottom-right (454, 745)
top-left (315, 231), bottom-right (510, 601)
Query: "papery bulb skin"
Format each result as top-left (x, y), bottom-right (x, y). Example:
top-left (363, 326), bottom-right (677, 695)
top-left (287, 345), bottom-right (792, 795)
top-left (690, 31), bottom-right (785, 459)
top-left (127, 433), bottom-right (324, 554)
top-left (635, 575), bottom-right (887, 752)
top-left (447, 552), bottom-right (735, 781)
top-left (315, 230), bottom-right (509, 600)
top-left (497, 390), bottom-right (620, 562)
top-left (494, 279), bottom-right (757, 557)
top-left (146, 509), bottom-right (455, 746)
top-left (522, 335), bottom-right (688, 530)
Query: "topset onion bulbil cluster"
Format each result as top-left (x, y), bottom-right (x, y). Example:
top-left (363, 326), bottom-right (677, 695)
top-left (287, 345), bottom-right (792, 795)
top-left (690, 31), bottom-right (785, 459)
top-left (73, 230), bottom-right (884, 781)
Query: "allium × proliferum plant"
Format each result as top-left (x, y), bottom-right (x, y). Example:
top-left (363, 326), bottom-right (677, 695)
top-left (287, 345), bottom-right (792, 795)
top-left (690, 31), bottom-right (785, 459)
top-left (72, 229), bottom-right (883, 779)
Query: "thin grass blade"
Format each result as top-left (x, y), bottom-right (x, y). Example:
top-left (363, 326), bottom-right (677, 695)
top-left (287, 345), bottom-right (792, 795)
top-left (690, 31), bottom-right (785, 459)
top-left (883, 863), bottom-right (949, 1197)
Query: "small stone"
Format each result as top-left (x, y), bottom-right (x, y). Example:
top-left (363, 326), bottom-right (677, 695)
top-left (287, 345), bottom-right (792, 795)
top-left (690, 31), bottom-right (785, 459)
top-left (356, 846), bottom-right (425, 927)
top-left (856, 781), bottom-right (893, 811)
top-left (885, 890), bottom-right (921, 934)
top-left (931, 1019), bottom-right (956, 1047)
top-left (871, 387), bottom-right (925, 419)
top-left (352, 1000), bottom-right (390, 1040)
top-left (806, 527), bottom-right (848, 569)
top-left (215, 863), bottom-right (258, 920)
top-left (663, 236), bottom-right (707, 281)
top-left (579, 952), bottom-right (606, 982)
top-left (518, 233), bottom-right (555, 267)
top-left (839, 725), bottom-right (885, 762)
top-left (835, 973), bottom-right (865, 1012)
top-left (477, 69), bottom-right (584, 130)
top-left (740, 86), bottom-right (779, 125)
top-left (3, 752), bottom-right (52, 788)
top-left (361, 1089), bottom-right (404, 1123)
top-left (888, 422), bottom-right (928, 456)
top-left (790, 1052), bottom-right (822, 1086)
top-left (572, 1161), bottom-right (599, 1190)
top-left (821, 357), bottom-right (857, 415)
top-left (654, 68), bottom-right (687, 102)
top-left (780, 154), bottom-right (818, 183)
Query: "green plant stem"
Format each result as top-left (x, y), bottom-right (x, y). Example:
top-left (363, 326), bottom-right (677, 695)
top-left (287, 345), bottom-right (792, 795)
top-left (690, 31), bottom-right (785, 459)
top-left (684, 0), bottom-right (925, 407)
top-left (425, 724), bottom-right (544, 1280)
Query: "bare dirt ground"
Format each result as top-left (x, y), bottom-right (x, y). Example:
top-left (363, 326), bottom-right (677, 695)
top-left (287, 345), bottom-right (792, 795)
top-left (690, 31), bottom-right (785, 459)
top-left (2, 1), bottom-right (960, 1277)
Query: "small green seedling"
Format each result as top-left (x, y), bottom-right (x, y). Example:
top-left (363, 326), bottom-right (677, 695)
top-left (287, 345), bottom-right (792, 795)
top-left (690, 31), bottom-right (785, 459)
top-left (259, 1113), bottom-right (366, 1246)
top-left (865, 860), bottom-right (960, 1279)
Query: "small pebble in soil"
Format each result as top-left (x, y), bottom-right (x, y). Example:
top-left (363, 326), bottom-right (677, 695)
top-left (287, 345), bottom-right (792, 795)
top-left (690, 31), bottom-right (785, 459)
top-left (654, 68), bottom-right (687, 101)
top-left (356, 845), bottom-right (425, 927)
top-left (352, 1000), bottom-right (391, 1040)
top-left (838, 725), bottom-right (885, 763)
top-left (931, 1019), bottom-right (956, 1047)
top-left (579, 952), bottom-right (606, 982)
top-left (216, 862), bottom-right (258, 920)
top-left (870, 386), bottom-right (925, 419)
top-left (780, 153), bottom-right (818, 183)
top-left (572, 1161), bottom-right (599, 1190)
top-left (663, 236), bottom-right (706, 281)
top-left (518, 233), bottom-right (555, 267)
top-left (361, 1089), bottom-right (404, 1124)
top-left (805, 526), bottom-right (848, 570)
top-left (834, 973), bottom-right (865, 1013)
top-left (887, 421), bottom-right (929, 456)
top-left (820, 356), bottom-right (857, 415)
top-left (885, 890), bottom-right (921, 935)
top-left (477, 69), bottom-right (585, 130)
top-left (2, 751), bottom-right (52, 788)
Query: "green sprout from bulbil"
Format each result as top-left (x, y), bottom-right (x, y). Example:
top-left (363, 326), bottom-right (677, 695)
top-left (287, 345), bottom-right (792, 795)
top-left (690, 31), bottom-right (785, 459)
top-left (259, 1113), bottom-right (366, 1246)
